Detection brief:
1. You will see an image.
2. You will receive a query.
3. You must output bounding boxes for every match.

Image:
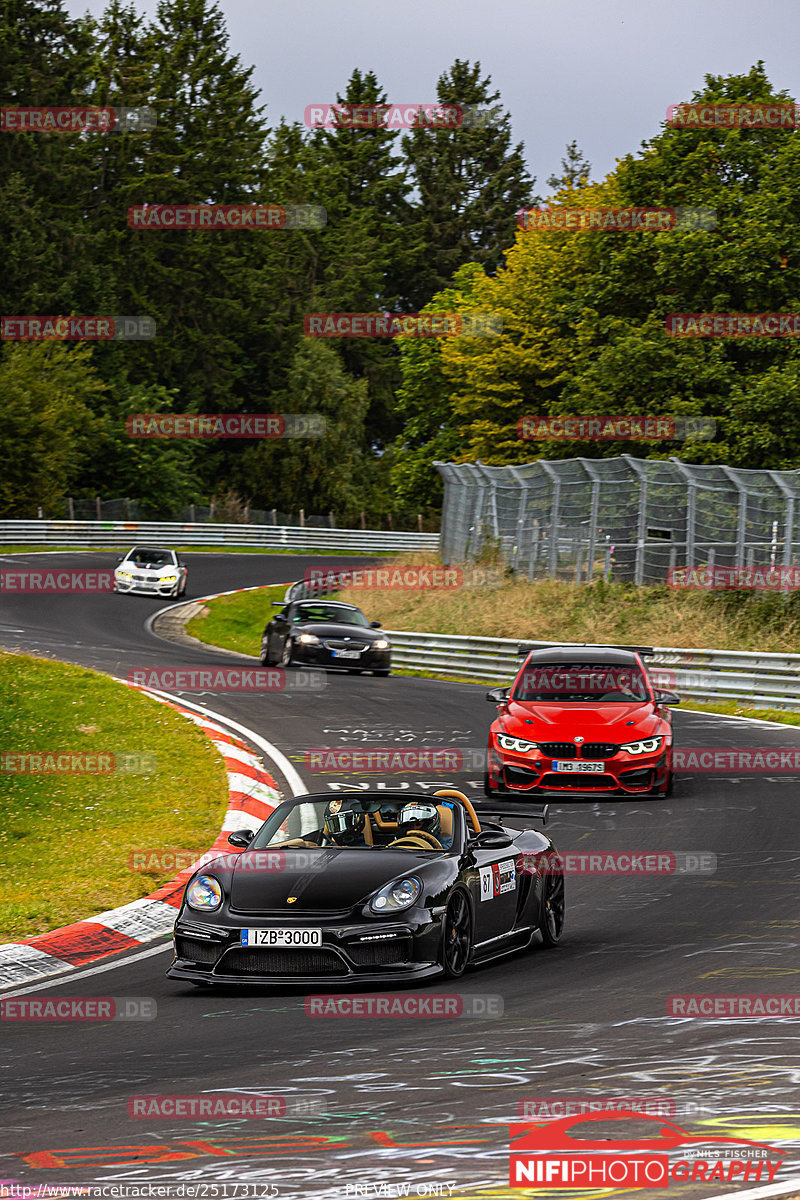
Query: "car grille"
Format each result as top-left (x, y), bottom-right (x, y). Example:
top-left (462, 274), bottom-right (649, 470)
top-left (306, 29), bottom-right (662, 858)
top-left (346, 938), bottom-right (413, 967)
top-left (324, 640), bottom-right (368, 651)
top-left (538, 772), bottom-right (618, 790)
top-left (504, 765), bottom-right (541, 788)
top-left (581, 743), bottom-right (619, 759)
top-left (176, 936), bottom-right (220, 964)
top-left (536, 743), bottom-right (619, 760)
top-left (221, 947), bottom-right (345, 975)
top-left (537, 743), bottom-right (577, 758)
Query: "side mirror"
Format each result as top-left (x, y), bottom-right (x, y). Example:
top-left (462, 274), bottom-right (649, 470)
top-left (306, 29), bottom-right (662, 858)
top-left (486, 687), bottom-right (509, 703)
top-left (116, 556), bottom-right (125, 563)
top-left (227, 830), bottom-right (254, 848)
top-left (370, 620), bottom-right (381, 628)
top-left (178, 562), bottom-right (187, 568)
top-left (271, 600), bottom-right (286, 607)
top-left (654, 689), bottom-right (681, 706)
top-left (470, 829), bottom-right (513, 850)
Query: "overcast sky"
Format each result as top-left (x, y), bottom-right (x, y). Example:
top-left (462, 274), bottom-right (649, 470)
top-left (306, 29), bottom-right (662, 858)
top-left (66, 0), bottom-right (800, 190)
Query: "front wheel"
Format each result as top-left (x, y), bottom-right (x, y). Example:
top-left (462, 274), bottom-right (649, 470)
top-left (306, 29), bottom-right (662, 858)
top-left (280, 639), bottom-right (295, 668)
top-left (539, 870), bottom-right (565, 947)
top-left (260, 636), bottom-right (275, 666)
top-left (374, 668), bottom-right (391, 677)
top-left (442, 890), bottom-right (473, 978)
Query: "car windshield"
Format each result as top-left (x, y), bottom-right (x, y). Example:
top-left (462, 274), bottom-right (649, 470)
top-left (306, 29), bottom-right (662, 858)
top-left (126, 549), bottom-right (172, 567)
top-left (293, 603), bottom-right (368, 627)
top-left (249, 795), bottom-right (460, 852)
top-left (513, 661), bottom-right (651, 702)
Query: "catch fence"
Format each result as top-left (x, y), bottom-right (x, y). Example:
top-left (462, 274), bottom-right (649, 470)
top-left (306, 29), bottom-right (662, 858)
top-left (435, 455), bottom-right (800, 585)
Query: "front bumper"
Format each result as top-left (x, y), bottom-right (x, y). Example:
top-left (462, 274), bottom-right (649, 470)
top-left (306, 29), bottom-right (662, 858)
top-left (167, 913), bottom-right (442, 985)
top-left (291, 644), bottom-right (391, 671)
top-left (114, 576), bottom-right (179, 596)
top-left (487, 747), bottom-right (670, 795)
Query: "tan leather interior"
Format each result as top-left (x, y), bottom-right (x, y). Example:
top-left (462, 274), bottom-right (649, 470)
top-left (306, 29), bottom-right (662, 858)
top-left (433, 788), bottom-right (481, 833)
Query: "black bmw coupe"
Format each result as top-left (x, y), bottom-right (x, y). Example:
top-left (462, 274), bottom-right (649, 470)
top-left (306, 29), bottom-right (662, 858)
top-left (167, 789), bottom-right (564, 988)
top-left (259, 599), bottom-right (391, 675)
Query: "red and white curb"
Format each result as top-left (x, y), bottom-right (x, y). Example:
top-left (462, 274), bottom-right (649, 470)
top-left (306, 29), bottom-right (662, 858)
top-left (0, 691), bottom-right (281, 990)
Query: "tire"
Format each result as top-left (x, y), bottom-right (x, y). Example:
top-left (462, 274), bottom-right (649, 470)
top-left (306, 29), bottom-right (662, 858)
top-left (441, 890), bottom-right (473, 978)
top-left (539, 869), bottom-right (565, 947)
top-left (260, 636), bottom-right (275, 666)
top-left (483, 770), bottom-right (492, 797)
top-left (280, 639), bottom-right (295, 668)
top-left (648, 767), bottom-right (673, 799)
top-left (374, 669), bottom-right (391, 677)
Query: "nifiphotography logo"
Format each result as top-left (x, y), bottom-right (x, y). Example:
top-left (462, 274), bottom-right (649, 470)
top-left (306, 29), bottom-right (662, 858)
top-left (508, 1112), bottom-right (785, 1188)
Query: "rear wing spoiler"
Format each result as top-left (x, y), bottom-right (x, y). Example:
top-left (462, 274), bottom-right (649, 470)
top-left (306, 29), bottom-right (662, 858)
top-left (473, 800), bottom-right (550, 827)
top-left (517, 642), bottom-right (654, 657)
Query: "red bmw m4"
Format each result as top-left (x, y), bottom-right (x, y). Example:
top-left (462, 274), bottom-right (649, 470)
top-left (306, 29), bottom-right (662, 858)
top-left (485, 645), bottom-right (679, 800)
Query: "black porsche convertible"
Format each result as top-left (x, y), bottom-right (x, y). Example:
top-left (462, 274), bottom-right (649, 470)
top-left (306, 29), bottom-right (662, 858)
top-left (167, 788), bottom-right (564, 987)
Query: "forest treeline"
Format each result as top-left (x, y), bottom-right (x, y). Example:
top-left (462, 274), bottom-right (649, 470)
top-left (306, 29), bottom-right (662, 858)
top-left (2, 0), bottom-right (798, 521)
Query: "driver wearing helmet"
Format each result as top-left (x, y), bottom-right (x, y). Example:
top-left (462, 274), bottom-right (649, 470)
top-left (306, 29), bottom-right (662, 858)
top-left (397, 801), bottom-right (442, 845)
top-left (323, 797), bottom-right (367, 847)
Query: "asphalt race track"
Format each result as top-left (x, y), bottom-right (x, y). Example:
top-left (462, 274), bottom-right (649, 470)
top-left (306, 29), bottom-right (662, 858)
top-left (2, 551), bottom-right (800, 1200)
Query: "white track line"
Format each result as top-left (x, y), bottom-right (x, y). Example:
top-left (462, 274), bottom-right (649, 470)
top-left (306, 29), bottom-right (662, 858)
top-left (713, 1178), bottom-right (800, 1199)
top-left (139, 685), bottom-right (308, 797)
top-left (2, 942), bottom-right (171, 997)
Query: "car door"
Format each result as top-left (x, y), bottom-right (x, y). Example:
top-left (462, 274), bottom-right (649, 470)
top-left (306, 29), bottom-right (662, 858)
top-left (469, 843), bottom-right (519, 943)
top-left (269, 605), bottom-right (292, 658)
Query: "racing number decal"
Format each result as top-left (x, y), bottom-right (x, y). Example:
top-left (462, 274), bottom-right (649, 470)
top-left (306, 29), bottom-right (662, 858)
top-left (479, 859), bottom-right (517, 901)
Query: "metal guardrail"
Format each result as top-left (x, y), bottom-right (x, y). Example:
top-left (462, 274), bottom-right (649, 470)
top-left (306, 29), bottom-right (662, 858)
top-left (384, 630), bottom-right (800, 710)
top-left (281, 574), bottom-right (800, 710)
top-left (0, 520), bottom-right (439, 554)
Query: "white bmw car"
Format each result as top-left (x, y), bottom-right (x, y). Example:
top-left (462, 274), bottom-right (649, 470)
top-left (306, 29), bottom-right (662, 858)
top-left (114, 547), bottom-right (188, 598)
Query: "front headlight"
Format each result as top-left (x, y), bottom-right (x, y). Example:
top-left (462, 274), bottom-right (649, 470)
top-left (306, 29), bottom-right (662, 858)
top-left (116, 570), bottom-right (133, 580)
top-left (370, 876), bottom-right (422, 913)
top-left (297, 633), bottom-right (320, 645)
top-left (186, 874), bottom-right (223, 911)
top-left (373, 638), bottom-right (390, 650)
top-left (620, 735), bottom-right (664, 755)
top-left (497, 734), bottom-right (539, 753)
top-left (160, 574), bottom-right (178, 583)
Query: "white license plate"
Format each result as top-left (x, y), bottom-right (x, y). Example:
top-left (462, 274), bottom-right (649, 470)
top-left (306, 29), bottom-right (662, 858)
top-left (553, 760), bottom-right (605, 773)
top-left (241, 928), bottom-right (322, 947)
top-left (332, 649), bottom-right (361, 659)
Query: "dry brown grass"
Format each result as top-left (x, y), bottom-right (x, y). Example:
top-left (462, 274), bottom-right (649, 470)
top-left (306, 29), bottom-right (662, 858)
top-left (337, 554), bottom-right (800, 653)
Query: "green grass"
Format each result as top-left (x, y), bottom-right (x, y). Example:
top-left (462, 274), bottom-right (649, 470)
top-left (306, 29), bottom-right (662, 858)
top-left (0, 651), bottom-right (229, 941)
top-left (186, 581), bottom-right (800, 726)
top-left (186, 584), bottom-right (289, 657)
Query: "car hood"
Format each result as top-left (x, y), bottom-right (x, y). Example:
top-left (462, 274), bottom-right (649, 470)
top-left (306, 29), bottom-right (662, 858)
top-left (225, 848), bottom-right (442, 913)
top-left (116, 563), bottom-right (175, 575)
top-left (500, 699), bottom-right (662, 738)
top-left (294, 621), bottom-right (377, 640)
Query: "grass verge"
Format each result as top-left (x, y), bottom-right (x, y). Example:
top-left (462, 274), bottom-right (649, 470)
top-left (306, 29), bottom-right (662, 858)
top-left (0, 651), bottom-right (229, 942)
top-left (186, 584), bottom-right (289, 657)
